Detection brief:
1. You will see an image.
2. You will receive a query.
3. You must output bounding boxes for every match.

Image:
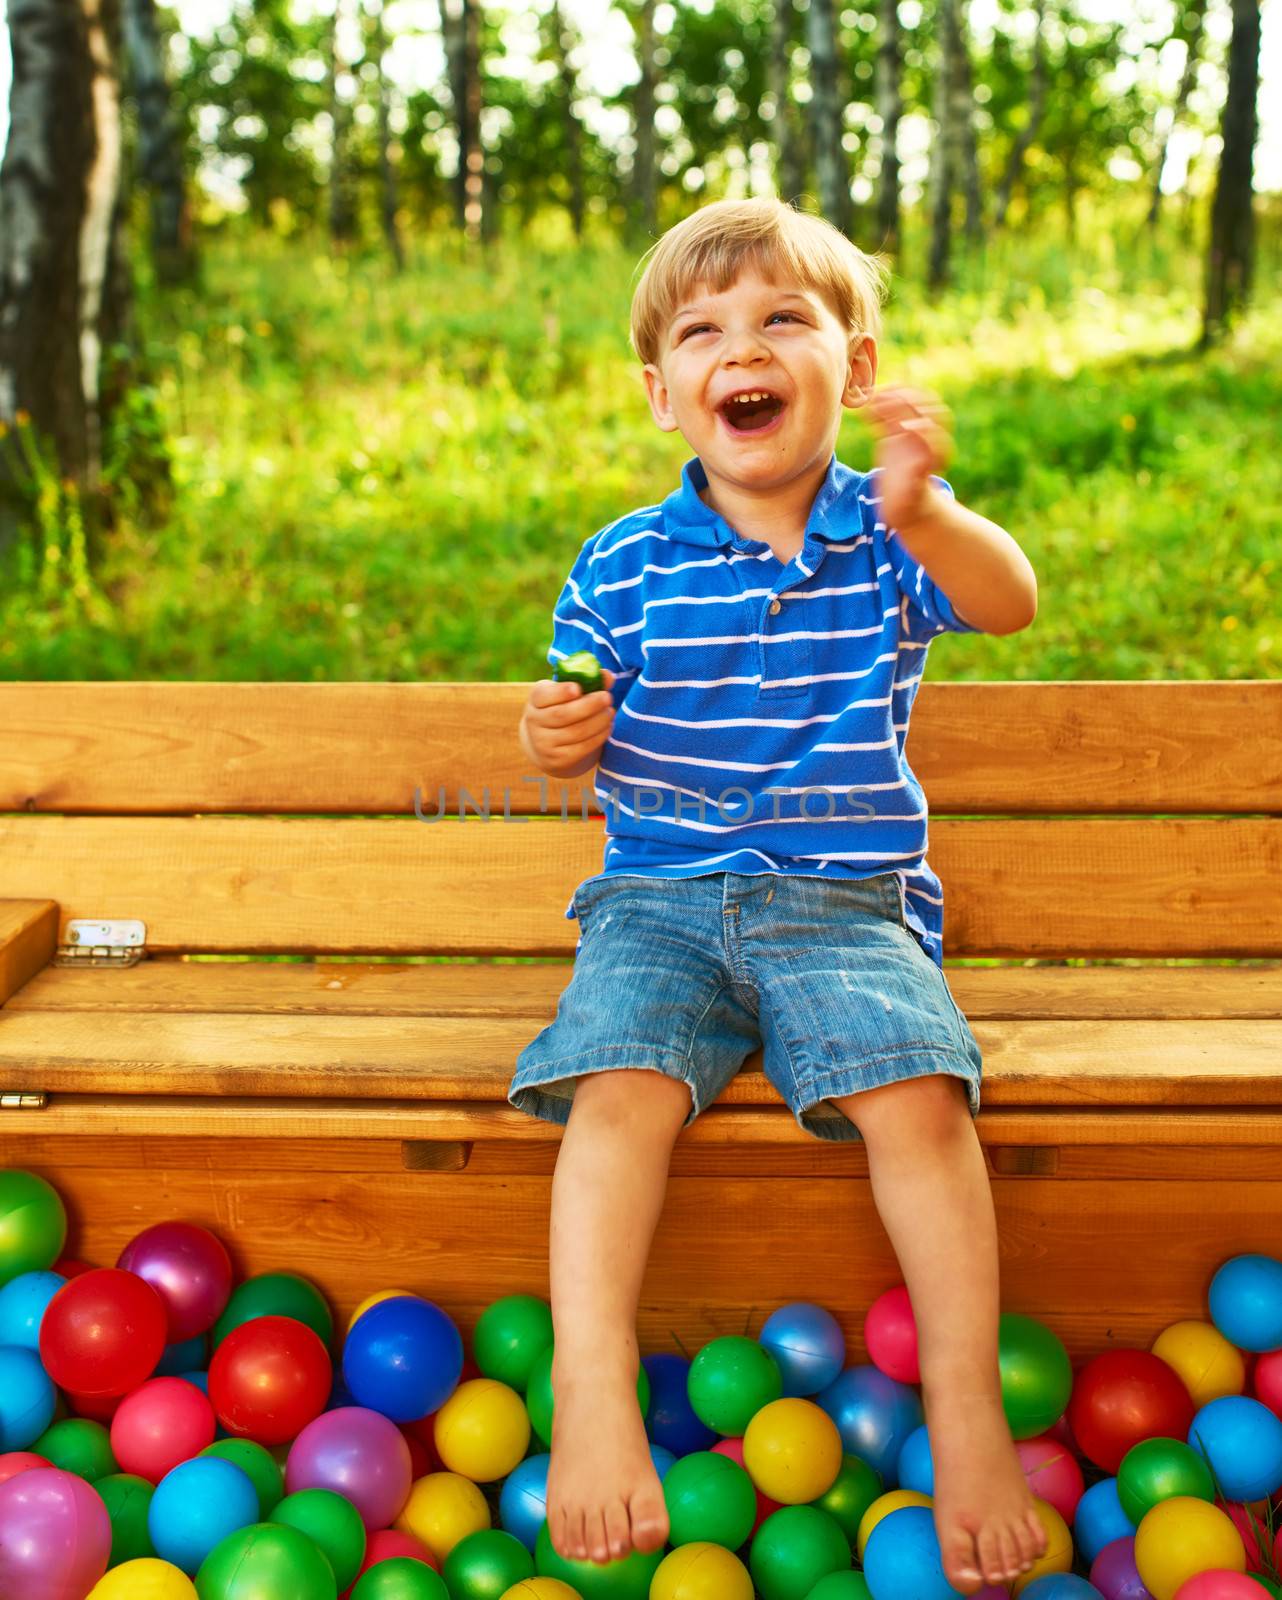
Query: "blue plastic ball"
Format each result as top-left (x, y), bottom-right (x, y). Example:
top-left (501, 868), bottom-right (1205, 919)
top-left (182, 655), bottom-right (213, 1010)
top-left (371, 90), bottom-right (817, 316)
top-left (1073, 1477), bottom-right (1135, 1564)
top-left (815, 1365), bottom-right (923, 1485)
top-left (500, 1451), bottom-right (550, 1551)
top-left (179, 1369), bottom-right (209, 1394)
top-left (1021, 1579), bottom-right (1103, 1599)
top-left (0, 1271), bottom-right (64, 1350)
top-left (896, 1423), bottom-right (934, 1495)
top-left (148, 1455), bottom-right (259, 1574)
top-left (341, 1294), bottom-right (464, 1421)
top-left (1187, 1394), bottom-right (1282, 1500)
top-left (648, 1444), bottom-right (677, 1480)
top-left (1208, 1254), bottom-right (1282, 1351)
top-left (759, 1302), bottom-right (846, 1397)
top-left (862, 1505), bottom-right (955, 1600)
top-left (0, 1344), bottom-right (56, 1450)
top-left (642, 1353), bottom-right (717, 1456)
top-left (155, 1334), bottom-right (207, 1376)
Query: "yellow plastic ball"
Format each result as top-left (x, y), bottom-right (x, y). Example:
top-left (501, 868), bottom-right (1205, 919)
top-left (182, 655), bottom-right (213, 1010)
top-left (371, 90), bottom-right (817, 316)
top-left (1151, 1320), bottom-right (1247, 1408)
top-left (1134, 1496), bottom-right (1246, 1600)
top-left (434, 1377), bottom-right (531, 1482)
top-left (395, 1469), bottom-right (491, 1562)
top-left (741, 1397), bottom-right (843, 1505)
top-left (856, 1489), bottom-right (933, 1559)
top-left (87, 1560), bottom-right (198, 1600)
top-left (347, 1288), bottom-right (415, 1333)
top-left (650, 1542), bottom-right (754, 1600)
top-left (501, 1581), bottom-right (583, 1599)
top-left (1010, 1499), bottom-right (1073, 1596)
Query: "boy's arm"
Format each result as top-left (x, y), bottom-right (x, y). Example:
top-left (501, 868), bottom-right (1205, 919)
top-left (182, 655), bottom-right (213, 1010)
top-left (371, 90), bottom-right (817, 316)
top-left (891, 486), bottom-right (1038, 636)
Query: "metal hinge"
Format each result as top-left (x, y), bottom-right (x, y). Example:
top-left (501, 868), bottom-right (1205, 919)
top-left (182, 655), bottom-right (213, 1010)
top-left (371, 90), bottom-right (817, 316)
top-left (54, 919), bottom-right (147, 968)
top-left (1, 1092), bottom-right (47, 1110)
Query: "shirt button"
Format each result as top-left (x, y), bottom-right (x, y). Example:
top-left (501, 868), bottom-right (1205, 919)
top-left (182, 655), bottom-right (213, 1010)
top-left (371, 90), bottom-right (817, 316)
top-left (768, 599), bottom-right (781, 615)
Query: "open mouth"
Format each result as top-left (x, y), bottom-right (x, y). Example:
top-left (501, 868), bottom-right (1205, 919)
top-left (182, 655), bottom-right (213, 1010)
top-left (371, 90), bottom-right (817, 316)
top-left (718, 389), bottom-right (787, 437)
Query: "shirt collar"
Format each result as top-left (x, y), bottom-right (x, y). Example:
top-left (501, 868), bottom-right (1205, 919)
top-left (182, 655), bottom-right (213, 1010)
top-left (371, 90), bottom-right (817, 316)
top-left (660, 453), bottom-right (856, 548)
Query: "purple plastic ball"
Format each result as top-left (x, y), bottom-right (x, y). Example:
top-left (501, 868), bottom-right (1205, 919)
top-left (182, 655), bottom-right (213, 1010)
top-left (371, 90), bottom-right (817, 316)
top-left (285, 1404), bottom-right (412, 1531)
top-left (1089, 1536), bottom-right (1155, 1600)
top-left (0, 1467), bottom-right (111, 1600)
top-left (116, 1222), bottom-right (233, 1343)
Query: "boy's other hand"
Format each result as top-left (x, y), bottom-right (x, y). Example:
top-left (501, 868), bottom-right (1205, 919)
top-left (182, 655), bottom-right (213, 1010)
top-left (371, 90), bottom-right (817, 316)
top-left (865, 384), bottom-right (954, 535)
top-left (520, 669), bottom-right (617, 774)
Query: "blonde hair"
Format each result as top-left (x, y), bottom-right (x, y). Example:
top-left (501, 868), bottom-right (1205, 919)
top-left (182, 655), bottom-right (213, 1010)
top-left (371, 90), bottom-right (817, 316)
top-left (629, 197), bottom-right (891, 367)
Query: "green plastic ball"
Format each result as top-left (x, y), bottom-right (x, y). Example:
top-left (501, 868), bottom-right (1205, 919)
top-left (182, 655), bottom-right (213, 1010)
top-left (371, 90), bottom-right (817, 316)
top-left (534, 1521), bottom-right (664, 1599)
top-left (997, 1313), bottom-right (1072, 1440)
top-left (662, 1450), bottom-right (756, 1549)
top-left (473, 1295), bottom-right (554, 1393)
top-left (195, 1521), bottom-right (337, 1599)
top-left (804, 1574), bottom-right (872, 1599)
top-left (687, 1337), bottom-right (783, 1436)
top-left (94, 1473), bottom-right (155, 1566)
top-left (270, 1489), bottom-right (366, 1591)
top-left (212, 1273), bottom-right (333, 1348)
top-left (0, 1170), bottom-right (66, 1288)
top-left (749, 1505), bottom-right (851, 1600)
top-left (1117, 1435), bottom-right (1216, 1523)
top-left (34, 1417), bottom-right (117, 1481)
top-left (201, 1439), bottom-right (285, 1518)
top-left (443, 1527), bottom-right (534, 1598)
top-left (351, 1559), bottom-right (449, 1600)
top-left (809, 1454), bottom-right (882, 1549)
top-left (525, 1346), bottom-right (650, 1449)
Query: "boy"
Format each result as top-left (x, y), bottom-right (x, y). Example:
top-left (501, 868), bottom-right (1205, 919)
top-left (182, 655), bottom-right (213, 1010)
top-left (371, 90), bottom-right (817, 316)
top-left (512, 198), bottom-right (1042, 1592)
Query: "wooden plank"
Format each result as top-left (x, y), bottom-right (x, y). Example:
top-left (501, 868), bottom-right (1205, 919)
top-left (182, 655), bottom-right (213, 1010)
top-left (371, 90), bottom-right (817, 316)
top-left (2, 682), bottom-right (1278, 816)
top-left (1, 816), bottom-right (1278, 957)
top-left (9, 958), bottom-right (1282, 1020)
top-left (0, 899), bottom-right (57, 1005)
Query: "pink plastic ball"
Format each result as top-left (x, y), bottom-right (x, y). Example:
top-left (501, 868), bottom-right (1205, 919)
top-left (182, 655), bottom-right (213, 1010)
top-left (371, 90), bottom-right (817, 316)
top-left (1253, 1350), bottom-right (1282, 1420)
top-left (0, 1467), bottom-right (111, 1600)
top-left (0, 1451), bottom-right (51, 1484)
top-left (1174, 1575), bottom-right (1275, 1600)
top-left (864, 1285), bottom-right (920, 1384)
top-left (117, 1222), bottom-right (233, 1342)
top-left (109, 1376), bottom-right (216, 1484)
top-left (711, 1435), bottom-right (782, 1533)
top-left (286, 1405), bottom-right (412, 1531)
top-left (1222, 1500), bottom-right (1272, 1573)
top-left (1015, 1433), bottom-right (1086, 1524)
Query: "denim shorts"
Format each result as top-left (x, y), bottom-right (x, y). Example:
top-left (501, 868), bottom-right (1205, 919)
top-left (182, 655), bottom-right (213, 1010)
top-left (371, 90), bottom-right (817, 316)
top-left (508, 870), bottom-right (983, 1143)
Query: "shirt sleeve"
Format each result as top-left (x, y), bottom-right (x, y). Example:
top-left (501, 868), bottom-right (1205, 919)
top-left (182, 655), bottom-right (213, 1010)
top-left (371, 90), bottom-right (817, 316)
top-left (548, 535), bottom-right (639, 711)
top-left (874, 471), bottom-right (984, 639)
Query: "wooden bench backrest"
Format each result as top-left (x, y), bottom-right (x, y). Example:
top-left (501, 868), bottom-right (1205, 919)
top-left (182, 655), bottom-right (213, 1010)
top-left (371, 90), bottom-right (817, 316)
top-left (2, 682), bottom-right (1279, 959)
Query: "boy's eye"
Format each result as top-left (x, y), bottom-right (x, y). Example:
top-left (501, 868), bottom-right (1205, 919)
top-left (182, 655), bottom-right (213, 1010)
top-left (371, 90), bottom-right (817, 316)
top-left (768, 311), bottom-right (801, 324)
top-left (679, 323), bottom-right (713, 340)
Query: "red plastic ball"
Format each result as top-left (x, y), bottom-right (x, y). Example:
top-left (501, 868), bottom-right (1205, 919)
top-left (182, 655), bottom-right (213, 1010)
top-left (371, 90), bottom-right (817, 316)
top-left (39, 1269), bottom-right (168, 1397)
top-left (864, 1285), bottom-right (921, 1384)
top-left (66, 1388), bottom-right (124, 1424)
top-left (208, 1314), bottom-right (332, 1446)
top-left (116, 1221), bottom-right (233, 1342)
top-left (711, 1436), bottom-right (783, 1533)
top-left (400, 1410), bottom-right (443, 1473)
top-left (51, 1258), bottom-right (95, 1280)
top-left (0, 1452), bottom-right (51, 1484)
top-left (1067, 1349), bottom-right (1195, 1473)
top-left (350, 1526), bottom-right (439, 1584)
top-left (110, 1375), bottom-right (216, 1483)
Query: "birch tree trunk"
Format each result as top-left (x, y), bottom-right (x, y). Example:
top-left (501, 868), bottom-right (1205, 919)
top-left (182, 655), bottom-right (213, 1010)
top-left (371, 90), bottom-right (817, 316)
top-left (875, 0), bottom-right (902, 252)
top-left (631, 0), bottom-right (658, 241)
top-left (927, 0), bottom-right (959, 289)
top-left (444, 0), bottom-right (483, 241)
top-left (120, 0), bottom-right (193, 283)
top-left (368, 0), bottom-right (403, 270)
top-left (807, 0), bottom-right (852, 236)
top-left (328, 0), bottom-right (357, 245)
top-left (1147, 0), bottom-right (1207, 230)
top-left (994, 0), bottom-right (1046, 229)
top-left (1202, 0), bottom-right (1261, 344)
top-left (770, 0), bottom-right (805, 204)
top-left (550, 1), bottom-right (585, 238)
top-left (954, 2), bottom-right (983, 240)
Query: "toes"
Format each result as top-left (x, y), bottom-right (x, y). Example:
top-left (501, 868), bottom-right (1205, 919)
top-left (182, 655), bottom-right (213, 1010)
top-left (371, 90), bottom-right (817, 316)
top-left (942, 1526), bottom-right (983, 1593)
top-left (976, 1525), bottom-right (1007, 1586)
top-left (559, 1504), bottom-right (586, 1562)
top-left (1019, 1509), bottom-right (1047, 1562)
top-left (629, 1481), bottom-right (670, 1554)
top-left (996, 1524), bottom-right (1023, 1581)
top-left (603, 1498), bottom-right (632, 1561)
top-left (584, 1507), bottom-right (611, 1565)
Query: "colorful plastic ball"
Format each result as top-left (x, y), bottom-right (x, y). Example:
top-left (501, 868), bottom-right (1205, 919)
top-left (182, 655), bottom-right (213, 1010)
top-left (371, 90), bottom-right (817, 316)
top-left (473, 1296), bottom-right (554, 1393)
top-left (814, 1366), bottom-right (922, 1485)
top-left (749, 1504), bottom-right (851, 1600)
top-left (0, 1449), bottom-right (51, 1483)
top-left (1000, 1315), bottom-right (1074, 1441)
top-left (201, 1438), bottom-right (284, 1517)
top-left (110, 1376), bottom-right (216, 1484)
top-left (863, 1288), bottom-right (919, 1385)
top-left (442, 1528), bottom-right (533, 1597)
top-left (0, 1170), bottom-right (66, 1287)
top-left (1134, 1498), bottom-right (1246, 1600)
top-left (804, 1576), bottom-right (873, 1600)
top-left (642, 1354), bottom-right (716, 1456)
top-left (500, 1454), bottom-right (551, 1551)
top-left (855, 1489), bottom-right (932, 1560)
top-left (895, 1425), bottom-right (933, 1496)
top-left (743, 1398), bottom-right (843, 1505)
top-left (209, 1313), bottom-right (332, 1445)
top-left (213, 1272), bottom-right (333, 1349)
top-left (35, 1416), bottom-right (117, 1480)
top-left (525, 1347), bottom-right (649, 1450)
top-left (1010, 1500), bottom-right (1074, 1596)
top-left (96, 1472), bottom-right (156, 1564)
top-left (269, 1487), bottom-right (367, 1590)
top-left (688, 1336), bottom-right (783, 1436)
top-left (1152, 1323), bottom-right (1246, 1409)
top-left (351, 1558), bottom-right (449, 1599)
top-left (651, 1541), bottom-right (754, 1600)
top-left (0, 1465), bottom-right (111, 1599)
top-left (650, 1444), bottom-right (676, 1479)
top-left (1089, 1535), bottom-right (1151, 1600)
top-left (500, 1582), bottom-right (582, 1600)
top-left (116, 1224), bottom-right (232, 1344)
top-left (344, 1297), bottom-right (464, 1423)
top-left (0, 1343), bottom-right (56, 1449)
top-left (534, 1520), bottom-right (664, 1599)
top-left (87, 1558), bottom-right (199, 1598)
top-left (348, 1291), bottom-right (415, 1333)
top-left (1118, 1437), bottom-right (1215, 1523)
top-left (1070, 1352), bottom-right (1196, 1474)
top-left (810, 1453), bottom-right (882, 1549)
top-left (286, 1405), bottom-right (413, 1531)
top-left (39, 1268), bottom-right (168, 1397)
top-left (354, 1525), bottom-right (439, 1578)
top-left (663, 1449), bottom-right (757, 1549)
top-left (1022, 1580), bottom-right (1103, 1600)
top-left (861, 1505), bottom-right (956, 1600)
top-left (434, 1378), bottom-right (530, 1482)
top-left (397, 1470), bottom-right (490, 1563)
top-left (148, 1456), bottom-right (258, 1574)
top-left (1075, 1478), bottom-right (1137, 1565)
top-left (155, 1335), bottom-right (209, 1377)
top-left (1017, 1434), bottom-right (1085, 1525)
top-left (194, 1521), bottom-right (338, 1599)
top-left (1187, 1397), bottom-right (1282, 1502)
top-left (0, 1269), bottom-right (65, 1349)
top-left (1174, 1578), bottom-right (1277, 1600)
top-left (711, 1436), bottom-right (783, 1534)
top-left (759, 1304), bottom-right (846, 1398)
top-left (1209, 1257), bottom-right (1282, 1353)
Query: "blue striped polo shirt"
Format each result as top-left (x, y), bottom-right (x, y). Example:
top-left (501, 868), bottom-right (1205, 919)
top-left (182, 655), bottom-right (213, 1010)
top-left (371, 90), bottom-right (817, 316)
top-left (545, 451), bottom-right (984, 969)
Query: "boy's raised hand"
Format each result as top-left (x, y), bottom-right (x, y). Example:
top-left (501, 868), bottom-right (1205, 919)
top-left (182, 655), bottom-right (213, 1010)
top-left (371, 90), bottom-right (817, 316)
top-left (864, 384), bottom-right (954, 535)
top-left (521, 668), bottom-right (617, 773)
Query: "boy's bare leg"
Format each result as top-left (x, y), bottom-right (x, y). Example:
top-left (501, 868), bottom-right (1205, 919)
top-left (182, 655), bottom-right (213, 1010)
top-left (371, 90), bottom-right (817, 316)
top-left (546, 1068), bottom-right (691, 1565)
top-left (831, 1075), bottom-right (1048, 1594)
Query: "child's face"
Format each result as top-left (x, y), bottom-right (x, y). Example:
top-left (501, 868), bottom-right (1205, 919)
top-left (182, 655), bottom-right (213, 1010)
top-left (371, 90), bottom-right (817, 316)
top-left (642, 266), bottom-right (877, 491)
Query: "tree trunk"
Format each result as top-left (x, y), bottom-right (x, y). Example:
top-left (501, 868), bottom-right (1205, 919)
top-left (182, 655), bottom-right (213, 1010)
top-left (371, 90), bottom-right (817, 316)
top-left (994, 0), bottom-right (1046, 229)
top-left (550, 1), bottom-right (584, 238)
top-left (1202, 0), bottom-right (1261, 345)
top-left (444, 0), bottom-right (483, 240)
top-left (807, 0), bottom-right (852, 236)
top-left (875, 0), bottom-right (902, 252)
top-left (328, 0), bottom-right (357, 245)
top-left (954, 1), bottom-right (982, 240)
top-left (0, 0), bottom-right (132, 562)
top-left (1147, 0), bottom-right (1207, 230)
top-left (120, 0), bottom-right (193, 284)
top-left (770, 0), bottom-right (805, 204)
top-left (631, 0), bottom-right (658, 241)
top-left (927, 0), bottom-right (959, 289)
top-left (368, 0), bottom-right (403, 270)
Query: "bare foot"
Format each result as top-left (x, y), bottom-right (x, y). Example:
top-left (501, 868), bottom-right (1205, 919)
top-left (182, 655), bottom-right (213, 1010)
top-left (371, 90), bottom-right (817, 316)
top-left (927, 1391), bottom-right (1048, 1593)
top-left (546, 1357), bottom-right (669, 1565)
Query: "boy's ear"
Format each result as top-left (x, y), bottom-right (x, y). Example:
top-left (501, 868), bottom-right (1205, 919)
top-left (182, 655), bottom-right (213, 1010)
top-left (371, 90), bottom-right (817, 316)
top-left (642, 361), bottom-right (681, 433)
top-left (841, 333), bottom-right (878, 409)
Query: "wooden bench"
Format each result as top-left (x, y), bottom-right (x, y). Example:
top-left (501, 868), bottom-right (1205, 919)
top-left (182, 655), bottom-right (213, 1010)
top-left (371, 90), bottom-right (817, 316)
top-left (1, 680), bottom-right (1279, 1362)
